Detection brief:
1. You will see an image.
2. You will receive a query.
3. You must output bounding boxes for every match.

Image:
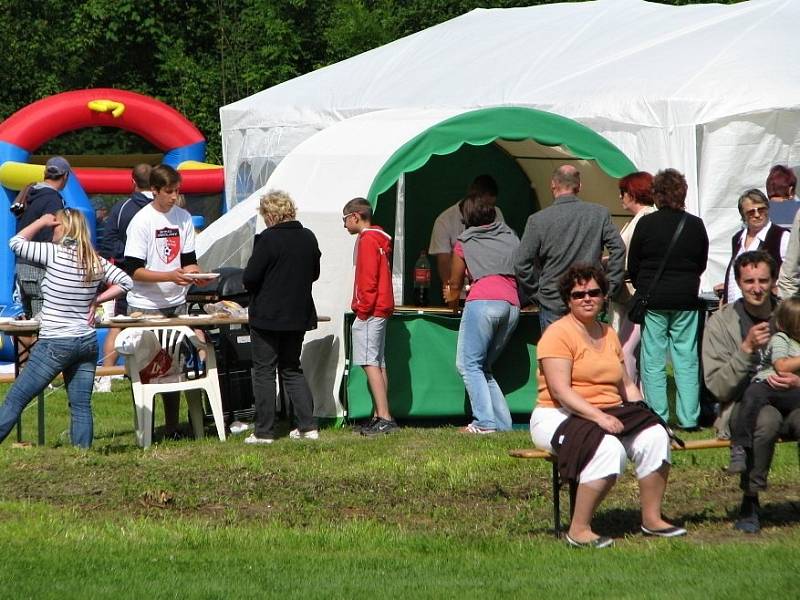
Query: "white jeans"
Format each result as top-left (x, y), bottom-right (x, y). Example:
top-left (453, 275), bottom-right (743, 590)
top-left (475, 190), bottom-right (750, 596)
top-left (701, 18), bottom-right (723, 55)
top-left (530, 406), bottom-right (671, 483)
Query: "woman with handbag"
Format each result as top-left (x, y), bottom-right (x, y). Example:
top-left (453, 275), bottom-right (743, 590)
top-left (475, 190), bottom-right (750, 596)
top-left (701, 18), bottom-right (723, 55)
top-left (609, 172), bottom-right (656, 384)
top-left (628, 169), bottom-right (709, 430)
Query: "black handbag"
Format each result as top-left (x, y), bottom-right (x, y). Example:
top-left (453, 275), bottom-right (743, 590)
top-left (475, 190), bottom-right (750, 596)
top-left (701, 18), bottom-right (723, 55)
top-left (628, 213), bottom-right (687, 324)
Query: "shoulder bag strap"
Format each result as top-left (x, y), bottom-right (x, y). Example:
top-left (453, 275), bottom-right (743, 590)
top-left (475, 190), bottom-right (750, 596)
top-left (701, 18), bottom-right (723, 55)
top-left (643, 213), bottom-right (688, 297)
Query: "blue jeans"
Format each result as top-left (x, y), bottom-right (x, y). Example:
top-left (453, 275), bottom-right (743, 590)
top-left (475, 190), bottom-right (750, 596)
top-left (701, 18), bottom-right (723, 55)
top-left (537, 306), bottom-right (563, 333)
top-left (456, 301), bottom-right (520, 430)
top-left (0, 334), bottom-right (98, 448)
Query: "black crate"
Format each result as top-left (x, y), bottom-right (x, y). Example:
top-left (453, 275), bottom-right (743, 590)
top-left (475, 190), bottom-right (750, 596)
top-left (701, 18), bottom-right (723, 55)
top-left (203, 323), bottom-right (254, 421)
top-left (215, 368), bottom-right (255, 421)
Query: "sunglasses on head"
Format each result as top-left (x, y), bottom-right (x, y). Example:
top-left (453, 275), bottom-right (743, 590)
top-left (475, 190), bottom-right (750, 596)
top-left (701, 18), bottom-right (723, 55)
top-left (570, 288), bottom-right (603, 300)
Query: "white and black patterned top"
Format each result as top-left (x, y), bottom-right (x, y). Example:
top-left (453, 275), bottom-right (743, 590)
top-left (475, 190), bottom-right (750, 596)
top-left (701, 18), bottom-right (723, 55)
top-left (10, 236), bottom-right (133, 339)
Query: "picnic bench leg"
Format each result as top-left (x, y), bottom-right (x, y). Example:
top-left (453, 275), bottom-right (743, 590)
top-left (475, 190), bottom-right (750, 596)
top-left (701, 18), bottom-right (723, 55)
top-left (37, 392), bottom-right (45, 445)
top-left (568, 480), bottom-right (577, 521)
top-left (552, 461), bottom-right (561, 538)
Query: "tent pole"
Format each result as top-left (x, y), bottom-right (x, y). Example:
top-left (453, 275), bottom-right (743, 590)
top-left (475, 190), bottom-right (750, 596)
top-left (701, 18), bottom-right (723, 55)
top-left (392, 174), bottom-right (405, 305)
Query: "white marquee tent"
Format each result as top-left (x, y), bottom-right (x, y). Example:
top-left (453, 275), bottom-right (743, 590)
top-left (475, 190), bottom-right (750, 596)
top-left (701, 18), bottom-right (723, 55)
top-left (200, 0), bottom-right (800, 417)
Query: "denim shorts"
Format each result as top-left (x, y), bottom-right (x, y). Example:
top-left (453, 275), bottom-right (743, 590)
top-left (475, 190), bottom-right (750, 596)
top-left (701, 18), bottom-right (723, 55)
top-left (351, 316), bottom-right (387, 367)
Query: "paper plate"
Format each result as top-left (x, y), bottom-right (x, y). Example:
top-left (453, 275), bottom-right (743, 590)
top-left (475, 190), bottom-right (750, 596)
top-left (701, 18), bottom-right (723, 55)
top-left (184, 273), bottom-right (220, 280)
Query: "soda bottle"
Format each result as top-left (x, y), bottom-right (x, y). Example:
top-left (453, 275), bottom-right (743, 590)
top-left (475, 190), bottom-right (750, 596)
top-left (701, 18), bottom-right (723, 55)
top-left (413, 250), bottom-right (431, 307)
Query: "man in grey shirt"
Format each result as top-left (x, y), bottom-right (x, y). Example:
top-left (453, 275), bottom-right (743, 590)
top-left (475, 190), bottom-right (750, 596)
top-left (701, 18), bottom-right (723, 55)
top-left (514, 165), bottom-right (625, 331)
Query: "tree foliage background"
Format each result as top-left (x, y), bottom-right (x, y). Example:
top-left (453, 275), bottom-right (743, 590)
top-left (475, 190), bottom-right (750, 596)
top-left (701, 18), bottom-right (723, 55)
top-left (0, 0), bottom-right (742, 163)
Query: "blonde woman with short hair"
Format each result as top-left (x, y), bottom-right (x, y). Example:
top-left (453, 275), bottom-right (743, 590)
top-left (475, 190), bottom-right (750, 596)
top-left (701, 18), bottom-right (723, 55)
top-left (243, 190), bottom-right (321, 443)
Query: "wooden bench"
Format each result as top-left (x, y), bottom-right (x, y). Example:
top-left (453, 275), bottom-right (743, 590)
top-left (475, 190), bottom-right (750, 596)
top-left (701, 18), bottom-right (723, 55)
top-left (0, 365), bottom-right (128, 445)
top-left (510, 438), bottom-right (798, 537)
top-left (0, 365), bottom-right (125, 385)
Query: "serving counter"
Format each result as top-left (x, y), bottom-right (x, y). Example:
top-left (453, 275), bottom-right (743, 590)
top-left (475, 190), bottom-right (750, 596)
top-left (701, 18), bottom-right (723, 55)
top-left (343, 306), bottom-right (540, 420)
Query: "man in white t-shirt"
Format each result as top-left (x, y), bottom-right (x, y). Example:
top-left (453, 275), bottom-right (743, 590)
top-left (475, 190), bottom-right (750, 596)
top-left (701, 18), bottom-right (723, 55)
top-left (123, 164), bottom-right (203, 439)
top-left (428, 175), bottom-right (505, 298)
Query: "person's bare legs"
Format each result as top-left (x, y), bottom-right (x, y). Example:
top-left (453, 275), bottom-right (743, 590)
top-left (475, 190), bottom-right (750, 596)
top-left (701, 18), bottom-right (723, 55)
top-left (103, 327), bottom-right (120, 368)
top-left (638, 463), bottom-right (675, 530)
top-left (568, 476), bottom-right (616, 543)
top-left (363, 365), bottom-right (391, 420)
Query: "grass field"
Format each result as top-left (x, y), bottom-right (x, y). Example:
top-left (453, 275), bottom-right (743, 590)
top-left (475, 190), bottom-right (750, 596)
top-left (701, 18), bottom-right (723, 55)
top-left (0, 380), bottom-right (798, 599)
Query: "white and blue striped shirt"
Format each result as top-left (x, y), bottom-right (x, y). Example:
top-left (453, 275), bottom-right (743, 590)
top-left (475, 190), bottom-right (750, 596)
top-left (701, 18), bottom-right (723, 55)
top-left (10, 236), bottom-right (133, 339)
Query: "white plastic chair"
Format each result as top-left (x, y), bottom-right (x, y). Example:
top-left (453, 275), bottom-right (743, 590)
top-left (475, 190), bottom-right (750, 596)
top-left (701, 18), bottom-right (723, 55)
top-left (124, 326), bottom-right (226, 448)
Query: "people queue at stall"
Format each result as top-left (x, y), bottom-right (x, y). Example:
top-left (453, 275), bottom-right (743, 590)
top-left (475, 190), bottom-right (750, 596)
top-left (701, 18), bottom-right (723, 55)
top-left (2, 157), bottom-right (799, 544)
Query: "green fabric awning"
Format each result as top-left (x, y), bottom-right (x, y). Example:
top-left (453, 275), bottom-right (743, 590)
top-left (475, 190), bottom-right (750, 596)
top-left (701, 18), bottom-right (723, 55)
top-left (367, 106), bottom-right (636, 206)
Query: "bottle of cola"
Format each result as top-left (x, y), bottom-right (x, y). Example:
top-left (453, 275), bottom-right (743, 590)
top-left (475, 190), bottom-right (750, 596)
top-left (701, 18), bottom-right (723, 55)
top-left (413, 250), bottom-right (431, 307)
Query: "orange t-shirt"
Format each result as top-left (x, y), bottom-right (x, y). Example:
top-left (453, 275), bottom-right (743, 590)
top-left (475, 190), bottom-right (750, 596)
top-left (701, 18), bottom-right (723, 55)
top-left (536, 316), bottom-right (624, 409)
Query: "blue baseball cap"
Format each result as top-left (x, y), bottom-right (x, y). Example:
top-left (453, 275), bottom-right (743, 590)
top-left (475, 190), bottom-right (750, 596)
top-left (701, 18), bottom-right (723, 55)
top-left (45, 156), bottom-right (71, 178)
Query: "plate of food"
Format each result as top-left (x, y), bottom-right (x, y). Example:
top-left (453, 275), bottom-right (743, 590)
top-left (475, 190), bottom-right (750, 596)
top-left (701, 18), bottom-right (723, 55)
top-left (142, 316), bottom-right (170, 323)
top-left (183, 272), bottom-right (220, 281)
top-left (108, 315), bottom-right (142, 323)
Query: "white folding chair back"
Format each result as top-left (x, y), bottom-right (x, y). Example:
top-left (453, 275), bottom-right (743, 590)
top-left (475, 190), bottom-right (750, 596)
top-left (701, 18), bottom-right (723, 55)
top-left (124, 326), bottom-right (226, 448)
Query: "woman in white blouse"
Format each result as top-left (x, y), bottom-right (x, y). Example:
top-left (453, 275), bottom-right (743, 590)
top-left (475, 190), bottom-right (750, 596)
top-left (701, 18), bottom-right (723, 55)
top-left (719, 189), bottom-right (789, 305)
top-left (610, 172), bottom-right (657, 384)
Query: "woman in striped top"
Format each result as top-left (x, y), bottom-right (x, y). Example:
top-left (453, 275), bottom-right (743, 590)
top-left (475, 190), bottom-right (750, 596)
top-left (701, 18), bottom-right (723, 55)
top-left (0, 209), bottom-right (132, 448)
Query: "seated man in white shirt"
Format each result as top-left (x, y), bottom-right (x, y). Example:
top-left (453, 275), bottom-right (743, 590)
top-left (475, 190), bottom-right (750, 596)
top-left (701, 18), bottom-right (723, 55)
top-left (428, 175), bottom-right (505, 300)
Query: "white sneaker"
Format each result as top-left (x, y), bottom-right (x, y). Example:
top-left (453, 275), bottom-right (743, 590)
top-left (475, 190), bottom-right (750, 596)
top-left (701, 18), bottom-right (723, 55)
top-left (244, 433), bottom-right (274, 445)
top-left (93, 376), bottom-right (112, 393)
top-left (289, 428), bottom-right (320, 440)
top-left (229, 421), bottom-right (252, 434)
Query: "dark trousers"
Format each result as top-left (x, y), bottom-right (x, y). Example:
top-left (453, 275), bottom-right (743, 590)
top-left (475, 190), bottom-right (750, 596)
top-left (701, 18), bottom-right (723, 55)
top-left (738, 404), bottom-right (800, 494)
top-left (250, 327), bottom-right (316, 437)
top-left (732, 381), bottom-right (800, 448)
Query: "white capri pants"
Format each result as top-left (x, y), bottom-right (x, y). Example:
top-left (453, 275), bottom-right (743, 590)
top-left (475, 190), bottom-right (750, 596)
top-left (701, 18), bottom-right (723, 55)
top-left (530, 406), bottom-right (671, 484)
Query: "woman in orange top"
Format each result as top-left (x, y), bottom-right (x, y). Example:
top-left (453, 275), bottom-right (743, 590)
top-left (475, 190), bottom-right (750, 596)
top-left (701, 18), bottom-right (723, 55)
top-left (531, 264), bottom-right (684, 548)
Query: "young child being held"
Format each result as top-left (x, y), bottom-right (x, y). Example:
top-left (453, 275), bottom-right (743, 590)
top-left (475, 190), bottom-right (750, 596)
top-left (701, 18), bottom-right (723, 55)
top-left (729, 297), bottom-right (800, 473)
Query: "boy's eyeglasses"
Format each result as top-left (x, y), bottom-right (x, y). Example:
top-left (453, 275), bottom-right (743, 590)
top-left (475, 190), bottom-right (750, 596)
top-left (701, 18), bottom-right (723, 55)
top-left (342, 212), bottom-right (356, 223)
top-left (570, 288), bottom-right (603, 300)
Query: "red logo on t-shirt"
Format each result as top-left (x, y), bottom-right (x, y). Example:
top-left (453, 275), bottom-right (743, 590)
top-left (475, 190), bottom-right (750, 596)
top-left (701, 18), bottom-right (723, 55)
top-left (155, 227), bottom-right (181, 264)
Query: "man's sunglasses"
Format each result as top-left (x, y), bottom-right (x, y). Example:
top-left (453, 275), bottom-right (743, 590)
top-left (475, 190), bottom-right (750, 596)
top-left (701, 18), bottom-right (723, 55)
top-left (570, 288), bottom-right (604, 300)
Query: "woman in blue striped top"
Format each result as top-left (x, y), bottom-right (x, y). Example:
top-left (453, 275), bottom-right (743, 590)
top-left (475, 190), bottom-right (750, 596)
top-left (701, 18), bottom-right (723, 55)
top-left (0, 209), bottom-right (132, 447)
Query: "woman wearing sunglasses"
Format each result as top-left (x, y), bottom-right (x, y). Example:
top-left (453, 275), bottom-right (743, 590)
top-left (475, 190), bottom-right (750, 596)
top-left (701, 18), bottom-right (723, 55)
top-left (719, 189), bottom-right (788, 305)
top-left (531, 264), bottom-right (683, 547)
top-left (0, 209), bottom-right (132, 448)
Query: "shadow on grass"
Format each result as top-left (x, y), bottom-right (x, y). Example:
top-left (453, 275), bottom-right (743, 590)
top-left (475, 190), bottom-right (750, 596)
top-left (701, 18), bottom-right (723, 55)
top-left (586, 499), bottom-right (800, 538)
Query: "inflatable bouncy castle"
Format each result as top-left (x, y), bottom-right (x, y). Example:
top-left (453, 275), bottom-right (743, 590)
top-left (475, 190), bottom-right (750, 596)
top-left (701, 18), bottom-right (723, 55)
top-left (0, 89), bottom-right (223, 359)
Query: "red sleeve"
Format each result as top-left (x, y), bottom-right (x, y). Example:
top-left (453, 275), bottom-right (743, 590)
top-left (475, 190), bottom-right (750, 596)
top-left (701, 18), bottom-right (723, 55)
top-left (355, 234), bottom-right (380, 319)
